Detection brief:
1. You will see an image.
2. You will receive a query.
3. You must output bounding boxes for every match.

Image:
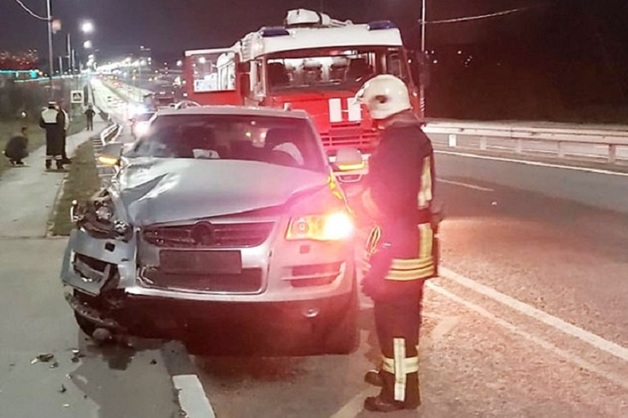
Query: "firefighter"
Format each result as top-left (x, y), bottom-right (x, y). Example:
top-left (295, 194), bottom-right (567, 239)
top-left (39, 102), bottom-right (65, 170)
top-left (354, 74), bottom-right (440, 413)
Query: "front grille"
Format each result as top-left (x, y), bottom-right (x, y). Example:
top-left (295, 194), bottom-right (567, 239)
top-left (143, 222), bottom-right (274, 248)
top-left (141, 268), bottom-right (263, 293)
top-left (321, 127), bottom-right (378, 153)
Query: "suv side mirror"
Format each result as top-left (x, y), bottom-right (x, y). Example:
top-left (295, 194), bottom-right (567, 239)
top-left (98, 142), bottom-right (123, 166)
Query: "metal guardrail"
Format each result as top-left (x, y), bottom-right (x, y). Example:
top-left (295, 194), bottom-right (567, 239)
top-left (423, 121), bottom-right (628, 164)
top-left (99, 122), bottom-right (121, 146)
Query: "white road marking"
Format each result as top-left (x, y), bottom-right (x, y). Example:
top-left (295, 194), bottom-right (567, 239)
top-left (439, 267), bottom-right (628, 362)
top-left (439, 179), bottom-right (494, 192)
top-left (436, 150), bottom-right (628, 177)
top-left (426, 315), bottom-right (461, 344)
top-left (427, 282), bottom-right (628, 391)
top-left (173, 374), bottom-right (216, 418)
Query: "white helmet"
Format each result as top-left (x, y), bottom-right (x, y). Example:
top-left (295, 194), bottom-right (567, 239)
top-left (355, 75), bottom-right (411, 120)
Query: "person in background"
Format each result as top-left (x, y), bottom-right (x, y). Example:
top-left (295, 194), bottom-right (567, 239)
top-left (58, 101), bottom-right (71, 164)
top-left (39, 101), bottom-right (65, 170)
top-left (3, 126), bottom-right (29, 166)
top-left (84, 104), bottom-right (96, 131)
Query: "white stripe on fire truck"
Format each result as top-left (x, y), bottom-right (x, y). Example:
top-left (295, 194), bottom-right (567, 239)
top-left (347, 97), bottom-right (361, 122)
top-left (329, 98), bottom-right (343, 123)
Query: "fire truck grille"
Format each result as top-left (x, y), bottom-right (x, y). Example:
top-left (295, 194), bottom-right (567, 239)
top-left (321, 127), bottom-right (378, 153)
top-left (143, 222), bottom-right (274, 248)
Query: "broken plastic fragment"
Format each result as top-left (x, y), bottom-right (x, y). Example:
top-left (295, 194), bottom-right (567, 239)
top-left (36, 353), bottom-right (55, 363)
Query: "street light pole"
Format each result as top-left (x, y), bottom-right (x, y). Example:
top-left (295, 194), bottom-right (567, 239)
top-left (67, 33), bottom-right (72, 73)
top-left (419, 0), bottom-right (426, 118)
top-left (46, 0), bottom-right (54, 96)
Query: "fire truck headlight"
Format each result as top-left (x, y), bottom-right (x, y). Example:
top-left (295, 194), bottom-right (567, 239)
top-left (134, 121), bottom-right (151, 137)
top-left (286, 211), bottom-right (354, 241)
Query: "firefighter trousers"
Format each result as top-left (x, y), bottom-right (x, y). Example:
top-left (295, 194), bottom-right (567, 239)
top-left (373, 288), bottom-right (424, 406)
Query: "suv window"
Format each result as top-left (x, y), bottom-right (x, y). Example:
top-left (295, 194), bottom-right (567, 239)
top-left (128, 114), bottom-right (326, 172)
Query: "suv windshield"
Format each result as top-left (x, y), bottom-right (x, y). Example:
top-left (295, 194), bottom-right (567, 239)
top-left (127, 114), bottom-right (326, 172)
top-left (266, 47), bottom-right (409, 93)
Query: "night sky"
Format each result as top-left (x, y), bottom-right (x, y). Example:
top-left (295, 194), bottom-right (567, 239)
top-left (3, 0), bottom-right (618, 58)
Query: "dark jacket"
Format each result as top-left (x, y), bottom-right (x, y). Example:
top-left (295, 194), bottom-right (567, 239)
top-left (365, 113), bottom-right (435, 226)
top-left (4, 134), bottom-right (29, 160)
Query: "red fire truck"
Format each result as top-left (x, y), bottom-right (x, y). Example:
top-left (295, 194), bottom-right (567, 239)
top-left (183, 9), bottom-right (419, 179)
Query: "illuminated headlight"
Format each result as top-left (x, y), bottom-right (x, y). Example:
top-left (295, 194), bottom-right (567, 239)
top-left (286, 211), bottom-right (354, 241)
top-left (134, 121), bottom-right (150, 137)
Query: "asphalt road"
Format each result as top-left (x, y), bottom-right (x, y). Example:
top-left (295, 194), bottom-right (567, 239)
top-left (60, 80), bottom-right (627, 417)
top-left (193, 152), bottom-right (628, 418)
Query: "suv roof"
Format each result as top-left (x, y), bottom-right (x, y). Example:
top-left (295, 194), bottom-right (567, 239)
top-left (156, 105), bottom-right (310, 120)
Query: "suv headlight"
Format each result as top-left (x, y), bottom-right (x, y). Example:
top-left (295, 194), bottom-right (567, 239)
top-left (286, 211), bottom-right (354, 241)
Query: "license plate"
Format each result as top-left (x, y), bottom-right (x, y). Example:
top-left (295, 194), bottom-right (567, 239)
top-left (160, 250), bottom-right (242, 275)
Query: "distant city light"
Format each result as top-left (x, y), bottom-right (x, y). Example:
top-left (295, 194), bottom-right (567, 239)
top-left (83, 41), bottom-right (93, 49)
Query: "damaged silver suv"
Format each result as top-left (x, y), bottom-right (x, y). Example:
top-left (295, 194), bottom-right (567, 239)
top-left (62, 106), bottom-right (359, 355)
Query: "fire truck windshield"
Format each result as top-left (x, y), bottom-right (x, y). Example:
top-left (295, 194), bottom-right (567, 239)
top-left (266, 47), bottom-right (409, 93)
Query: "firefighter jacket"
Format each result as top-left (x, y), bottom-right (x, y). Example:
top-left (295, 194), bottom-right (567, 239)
top-left (361, 114), bottom-right (437, 302)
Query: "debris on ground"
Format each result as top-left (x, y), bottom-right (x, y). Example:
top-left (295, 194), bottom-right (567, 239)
top-left (59, 384), bottom-right (67, 394)
top-left (50, 361), bottom-right (59, 369)
top-left (71, 349), bottom-right (86, 363)
top-left (150, 359), bottom-right (158, 365)
top-left (32, 353), bottom-right (55, 364)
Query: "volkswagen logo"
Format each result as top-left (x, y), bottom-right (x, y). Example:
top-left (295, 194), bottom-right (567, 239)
top-left (190, 221), bottom-right (215, 246)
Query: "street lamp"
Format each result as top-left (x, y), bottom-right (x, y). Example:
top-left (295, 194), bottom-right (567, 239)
top-left (83, 40), bottom-right (93, 49)
top-left (81, 20), bottom-right (94, 34)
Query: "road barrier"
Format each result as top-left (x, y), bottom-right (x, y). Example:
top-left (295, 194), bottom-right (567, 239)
top-left (423, 121), bottom-right (628, 165)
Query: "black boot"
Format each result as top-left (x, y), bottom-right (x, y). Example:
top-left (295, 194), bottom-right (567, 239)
top-left (364, 395), bottom-right (420, 413)
top-left (364, 370), bottom-right (384, 387)
top-left (45, 160), bottom-right (52, 170)
top-left (56, 161), bottom-right (65, 170)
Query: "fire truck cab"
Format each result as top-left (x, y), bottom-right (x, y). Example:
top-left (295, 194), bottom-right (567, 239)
top-left (184, 9), bottom-right (419, 180)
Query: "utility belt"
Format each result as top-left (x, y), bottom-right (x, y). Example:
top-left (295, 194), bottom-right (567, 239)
top-left (363, 220), bottom-right (439, 282)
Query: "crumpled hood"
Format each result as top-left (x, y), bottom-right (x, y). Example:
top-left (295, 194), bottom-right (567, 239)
top-left (115, 158), bottom-right (328, 226)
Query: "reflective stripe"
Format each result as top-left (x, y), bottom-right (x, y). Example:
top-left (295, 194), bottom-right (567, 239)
top-left (393, 338), bottom-right (406, 402)
top-left (385, 265), bottom-right (434, 281)
top-left (418, 223), bottom-right (433, 260)
top-left (382, 356), bottom-right (420, 374)
top-left (417, 156), bottom-right (433, 209)
top-left (390, 257), bottom-right (434, 270)
top-left (329, 98), bottom-right (342, 123)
